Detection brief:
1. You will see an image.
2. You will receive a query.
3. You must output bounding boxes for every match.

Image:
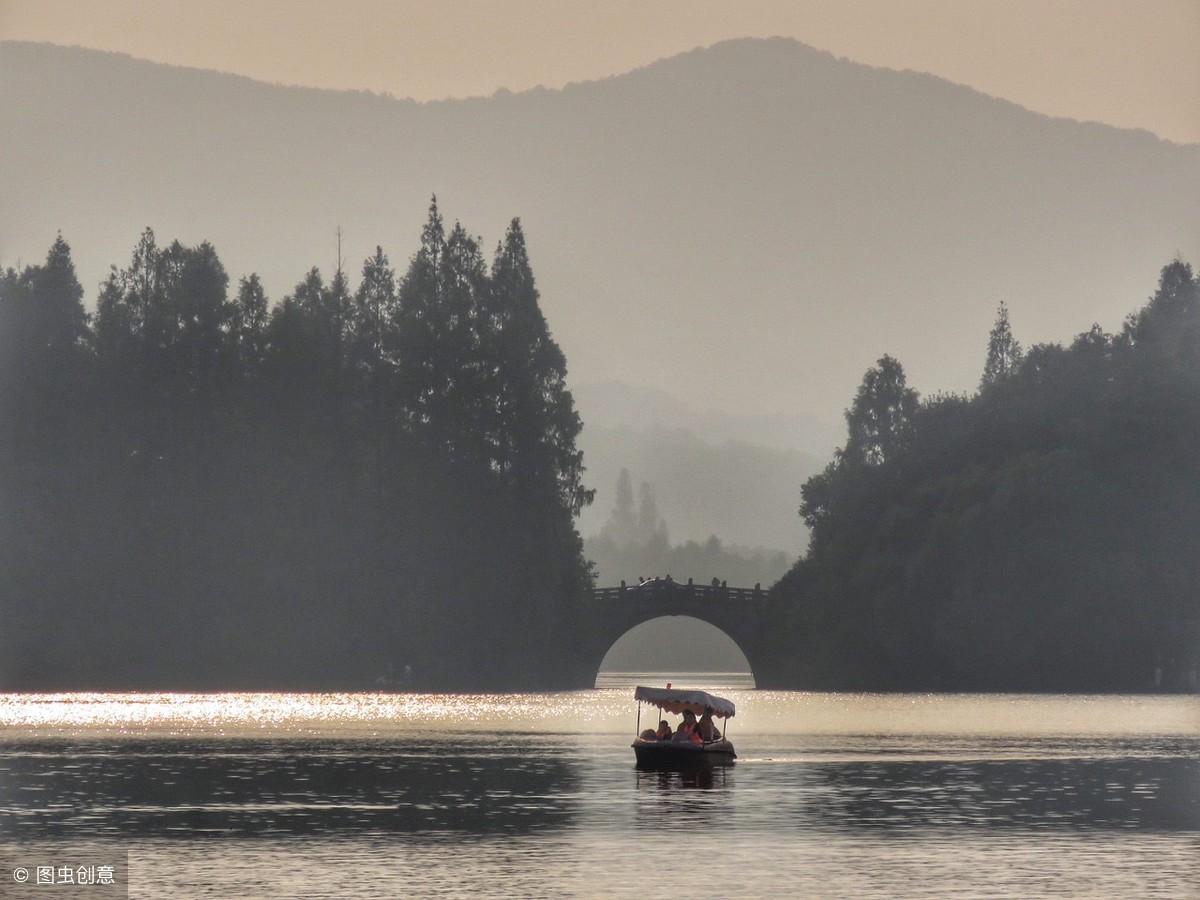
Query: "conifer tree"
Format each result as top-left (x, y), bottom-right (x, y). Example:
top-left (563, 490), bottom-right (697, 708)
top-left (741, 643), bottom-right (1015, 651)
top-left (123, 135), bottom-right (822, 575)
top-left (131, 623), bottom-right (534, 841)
top-left (488, 218), bottom-right (591, 514)
top-left (268, 267), bottom-right (357, 438)
top-left (396, 197), bottom-right (448, 441)
top-left (326, 266), bottom-right (353, 367)
top-left (93, 230), bottom-right (174, 472)
top-left (439, 221), bottom-right (491, 462)
top-left (95, 228), bottom-right (161, 374)
top-left (348, 246), bottom-right (399, 487)
top-left (168, 240), bottom-right (231, 404)
top-left (638, 480), bottom-right (669, 546)
top-left (232, 274), bottom-right (269, 372)
top-left (2, 235), bottom-right (90, 460)
top-left (600, 468), bottom-right (637, 542)
top-left (27, 234), bottom-right (90, 359)
top-left (980, 301), bottom-right (1024, 389)
top-left (349, 247), bottom-right (398, 384)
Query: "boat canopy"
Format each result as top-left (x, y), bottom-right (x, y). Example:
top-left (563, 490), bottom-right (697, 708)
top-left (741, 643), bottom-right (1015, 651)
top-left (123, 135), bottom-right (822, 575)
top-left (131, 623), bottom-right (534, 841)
top-left (634, 686), bottom-right (736, 719)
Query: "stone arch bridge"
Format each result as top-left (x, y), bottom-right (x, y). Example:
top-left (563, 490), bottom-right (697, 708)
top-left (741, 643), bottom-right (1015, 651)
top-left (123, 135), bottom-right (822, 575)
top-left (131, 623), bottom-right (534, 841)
top-left (574, 578), bottom-right (788, 687)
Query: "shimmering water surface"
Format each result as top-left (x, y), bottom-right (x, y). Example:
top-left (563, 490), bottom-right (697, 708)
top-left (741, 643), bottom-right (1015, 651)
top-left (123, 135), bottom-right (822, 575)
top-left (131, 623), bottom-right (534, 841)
top-left (1, 680), bottom-right (1197, 898)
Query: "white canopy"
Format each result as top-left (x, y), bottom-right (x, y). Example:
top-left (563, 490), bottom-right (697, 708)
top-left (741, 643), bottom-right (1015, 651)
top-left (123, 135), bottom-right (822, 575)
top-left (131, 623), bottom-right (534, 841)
top-left (634, 686), bottom-right (736, 719)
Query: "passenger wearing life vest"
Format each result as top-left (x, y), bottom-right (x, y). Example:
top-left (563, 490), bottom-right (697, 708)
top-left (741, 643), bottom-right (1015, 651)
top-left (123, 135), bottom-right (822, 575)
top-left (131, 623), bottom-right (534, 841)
top-left (673, 709), bottom-right (703, 744)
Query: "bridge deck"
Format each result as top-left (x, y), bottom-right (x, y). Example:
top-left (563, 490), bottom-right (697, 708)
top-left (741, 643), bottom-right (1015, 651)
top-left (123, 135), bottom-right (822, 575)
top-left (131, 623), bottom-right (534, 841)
top-left (590, 582), bottom-right (767, 603)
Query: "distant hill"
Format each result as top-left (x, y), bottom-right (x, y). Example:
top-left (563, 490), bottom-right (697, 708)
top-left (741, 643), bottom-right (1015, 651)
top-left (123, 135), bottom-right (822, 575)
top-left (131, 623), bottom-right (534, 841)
top-left (573, 381), bottom-right (840, 456)
top-left (573, 381), bottom-right (825, 548)
top-left (577, 422), bottom-right (817, 550)
top-left (2, 38), bottom-right (1196, 431)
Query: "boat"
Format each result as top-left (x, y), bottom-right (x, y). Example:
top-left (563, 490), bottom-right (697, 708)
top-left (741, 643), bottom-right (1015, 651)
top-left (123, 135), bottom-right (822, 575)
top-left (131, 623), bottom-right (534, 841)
top-left (630, 685), bottom-right (737, 769)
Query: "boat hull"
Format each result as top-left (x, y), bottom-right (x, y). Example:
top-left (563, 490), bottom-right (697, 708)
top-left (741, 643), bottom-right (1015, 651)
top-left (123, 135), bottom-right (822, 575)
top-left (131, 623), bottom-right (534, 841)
top-left (631, 738), bottom-right (736, 769)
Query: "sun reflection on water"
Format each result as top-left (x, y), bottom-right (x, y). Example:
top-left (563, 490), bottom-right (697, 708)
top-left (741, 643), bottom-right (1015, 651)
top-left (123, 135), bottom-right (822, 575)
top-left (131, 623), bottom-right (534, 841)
top-left (1, 689), bottom-right (1197, 898)
top-left (0, 691), bottom-right (634, 737)
top-left (1, 687), bottom-right (1196, 740)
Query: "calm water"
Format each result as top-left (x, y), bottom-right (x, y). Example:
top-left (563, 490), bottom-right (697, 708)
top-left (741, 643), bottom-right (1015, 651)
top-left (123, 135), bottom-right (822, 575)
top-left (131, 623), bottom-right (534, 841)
top-left (1, 679), bottom-right (1197, 898)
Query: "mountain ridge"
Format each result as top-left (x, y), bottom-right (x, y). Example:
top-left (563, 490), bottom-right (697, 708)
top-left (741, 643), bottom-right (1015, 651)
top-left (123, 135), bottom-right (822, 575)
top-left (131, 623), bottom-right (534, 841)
top-left (3, 36), bottom-right (1197, 426)
top-left (7, 37), bottom-right (1191, 149)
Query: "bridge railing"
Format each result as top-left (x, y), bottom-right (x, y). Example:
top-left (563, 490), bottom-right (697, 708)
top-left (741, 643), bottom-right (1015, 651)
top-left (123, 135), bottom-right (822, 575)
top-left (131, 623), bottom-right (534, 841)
top-left (589, 582), bottom-right (767, 604)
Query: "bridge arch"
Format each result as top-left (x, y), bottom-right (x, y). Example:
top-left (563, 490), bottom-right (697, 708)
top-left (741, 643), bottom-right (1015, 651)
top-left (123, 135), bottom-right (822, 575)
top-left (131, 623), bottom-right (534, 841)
top-left (578, 580), bottom-right (780, 687)
top-left (595, 615), bottom-right (755, 686)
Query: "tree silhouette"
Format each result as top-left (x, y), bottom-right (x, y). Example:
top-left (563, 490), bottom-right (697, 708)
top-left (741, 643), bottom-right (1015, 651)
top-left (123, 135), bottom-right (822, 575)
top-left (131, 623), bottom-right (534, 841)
top-left (0, 210), bottom-right (594, 690)
top-left (843, 354), bottom-right (919, 466)
top-left (601, 468), bottom-right (638, 541)
top-left (778, 260), bottom-right (1200, 693)
top-left (488, 219), bottom-right (592, 513)
top-left (980, 302), bottom-right (1024, 389)
top-left (636, 481), bottom-right (667, 545)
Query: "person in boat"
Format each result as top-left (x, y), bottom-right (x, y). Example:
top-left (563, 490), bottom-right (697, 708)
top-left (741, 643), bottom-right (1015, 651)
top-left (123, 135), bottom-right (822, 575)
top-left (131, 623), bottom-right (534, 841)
top-left (655, 719), bottom-right (673, 741)
top-left (696, 707), bottom-right (720, 742)
top-left (673, 709), bottom-right (699, 742)
top-left (640, 727), bottom-right (658, 741)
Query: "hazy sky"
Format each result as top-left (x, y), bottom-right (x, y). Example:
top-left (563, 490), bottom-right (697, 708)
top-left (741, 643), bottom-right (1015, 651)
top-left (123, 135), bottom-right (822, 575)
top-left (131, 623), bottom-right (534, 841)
top-left (3, 0), bottom-right (1198, 144)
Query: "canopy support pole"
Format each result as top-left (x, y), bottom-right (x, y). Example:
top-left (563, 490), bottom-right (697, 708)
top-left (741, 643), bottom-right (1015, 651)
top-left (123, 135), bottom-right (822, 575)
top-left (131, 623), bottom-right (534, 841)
top-left (636, 701), bottom-right (641, 735)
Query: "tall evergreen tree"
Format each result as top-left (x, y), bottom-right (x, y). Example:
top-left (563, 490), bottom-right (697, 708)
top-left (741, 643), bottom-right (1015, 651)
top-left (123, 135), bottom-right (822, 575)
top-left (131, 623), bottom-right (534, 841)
top-left (168, 241), bottom-right (232, 404)
top-left (637, 481), bottom-right (667, 544)
top-left (95, 228), bottom-right (161, 378)
top-left (600, 468), bottom-right (638, 541)
top-left (264, 266), bottom-right (358, 455)
top-left (348, 246), bottom-right (400, 490)
top-left (439, 221), bottom-right (491, 463)
top-left (980, 302), bottom-right (1024, 389)
top-left (93, 230), bottom-right (171, 476)
top-left (231, 274), bottom-right (269, 373)
top-left (348, 246), bottom-right (399, 391)
top-left (488, 218), bottom-right (592, 514)
top-left (326, 265), bottom-right (353, 368)
top-left (396, 197), bottom-right (449, 443)
top-left (26, 234), bottom-right (90, 359)
top-left (1, 235), bottom-right (91, 460)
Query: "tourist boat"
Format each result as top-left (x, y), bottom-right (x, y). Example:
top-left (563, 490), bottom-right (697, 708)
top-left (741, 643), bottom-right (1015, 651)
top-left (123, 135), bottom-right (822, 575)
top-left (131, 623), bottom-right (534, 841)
top-left (630, 685), bottom-right (737, 768)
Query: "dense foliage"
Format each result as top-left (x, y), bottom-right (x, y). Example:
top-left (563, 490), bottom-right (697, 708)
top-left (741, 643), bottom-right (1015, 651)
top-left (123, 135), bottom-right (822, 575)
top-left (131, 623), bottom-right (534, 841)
top-left (0, 201), bottom-right (593, 689)
top-left (776, 261), bottom-right (1200, 691)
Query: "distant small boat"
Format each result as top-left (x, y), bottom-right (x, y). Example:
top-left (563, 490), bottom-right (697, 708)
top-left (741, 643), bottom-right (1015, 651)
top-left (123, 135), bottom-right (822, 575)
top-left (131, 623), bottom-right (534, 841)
top-left (630, 685), bottom-right (737, 769)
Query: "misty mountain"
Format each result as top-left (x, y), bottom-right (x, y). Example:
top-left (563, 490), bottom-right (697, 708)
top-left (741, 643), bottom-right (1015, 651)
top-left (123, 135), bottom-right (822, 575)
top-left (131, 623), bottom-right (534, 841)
top-left (577, 422), bottom-right (817, 551)
top-left (3, 37), bottom-right (1197, 430)
top-left (572, 381), bottom-right (824, 550)
top-left (574, 381), bottom-right (841, 456)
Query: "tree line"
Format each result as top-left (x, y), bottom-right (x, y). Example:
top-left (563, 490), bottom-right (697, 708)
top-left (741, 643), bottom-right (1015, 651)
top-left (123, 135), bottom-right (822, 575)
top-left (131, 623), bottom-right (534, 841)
top-left (0, 200), bottom-right (593, 689)
top-left (774, 260), bottom-right (1200, 692)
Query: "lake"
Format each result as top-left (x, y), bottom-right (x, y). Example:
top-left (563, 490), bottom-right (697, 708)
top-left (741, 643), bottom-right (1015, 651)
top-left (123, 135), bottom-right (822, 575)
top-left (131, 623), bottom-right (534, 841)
top-left (1, 679), bottom-right (1197, 897)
